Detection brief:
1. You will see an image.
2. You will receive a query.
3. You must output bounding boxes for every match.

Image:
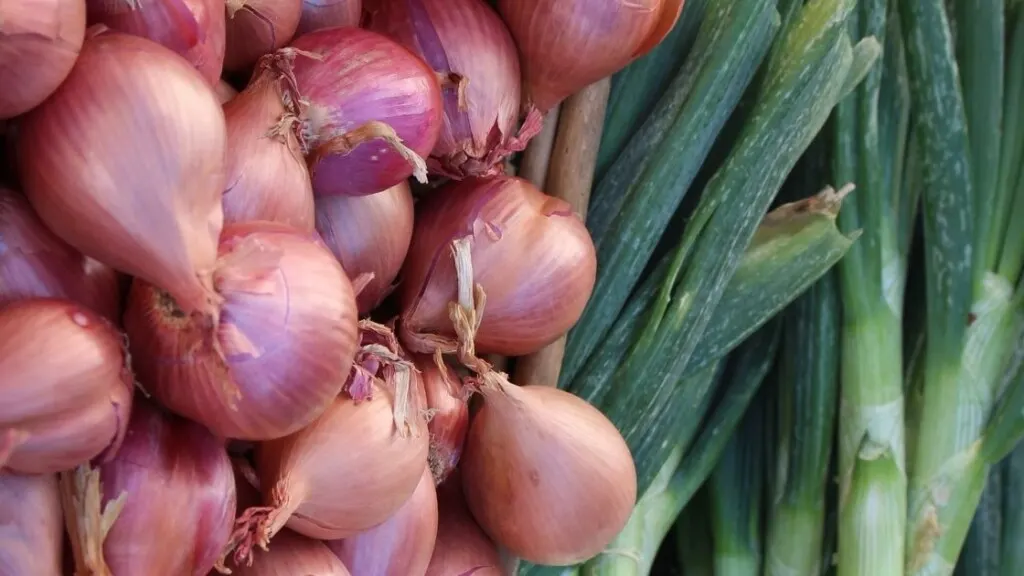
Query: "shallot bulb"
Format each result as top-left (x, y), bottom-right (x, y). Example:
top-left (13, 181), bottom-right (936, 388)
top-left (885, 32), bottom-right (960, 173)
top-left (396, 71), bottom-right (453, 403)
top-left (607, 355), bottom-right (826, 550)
top-left (399, 176), bottom-right (596, 357)
top-left (327, 466), bottom-right (438, 576)
top-left (230, 380), bottom-right (428, 563)
top-left (278, 28), bottom-right (442, 196)
top-left (0, 299), bottom-right (133, 475)
top-left (365, 0), bottom-right (540, 179)
top-left (224, 0), bottom-right (302, 71)
top-left (315, 181), bottom-right (414, 315)
top-left (17, 30), bottom-right (227, 316)
top-left (216, 79), bottom-right (239, 103)
top-left (60, 398), bottom-right (236, 576)
top-left (418, 356), bottom-right (469, 485)
top-left (425, 474), bottom-right (502, 576)
top-left (296, 0), bottom-right (361, 34)
top-left (0, 0), bottom-right (86, 119)
top-left (497, 0), bottom-right (684, 112)
top-left (124, 222), bottom-right (359, 440)
top-left (235, 530), bottom-right (352, 575)
top-left (85, 0), bottom-right (226, 85)
top-left (0, 187), bottom-right (123, 322)
top-left (0, 472), bottom-right (63, 576)
top-left (460, 382), bottom-right (637, 565)
top-left (222, 65), bottom-right (314, 230)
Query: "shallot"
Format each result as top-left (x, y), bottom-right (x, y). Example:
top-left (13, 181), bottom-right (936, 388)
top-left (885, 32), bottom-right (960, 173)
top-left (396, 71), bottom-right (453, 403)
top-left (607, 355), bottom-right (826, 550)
top-left (296, 0), bottom-right (361, 34)
top-left (17, 29), bottom-right (227, 316)
top-left (224, 0), bottom-right (302, 71)
top-left (399, 176), bottom-right (596, 357)
top-left (124, 222), bottom-right (359, 441)
top-left (230, 377), bottom-right (428, 563)
top-left (327, 466), bottom-right (438, 576)
top-left (235, 529), bottom-right (352, 575)
top-left (0, 299), bottom-right (133, 475)
top-left (60, 398), bottom-right (236, 576)
top-left (85, 0), bottom-right (226, 85)
top-left (315, 181), bottom-right (414, 314)
top-left (275, 27), bottom-right (442, 196)
top-left (0, 187), bottom-right (122, 322)
top-left (419, 356), bottom-right (469, 485)
top-left (0, 472), bottom-right (63, 576)
top-left (365, 0), bottom-right (540, 178)
top-left (460, 382), bottom-right (637, 565)
top-left (425, 473), bottom-right (502, 576)
top-left (0, 0), bottom-right (86, 119)
top-left (222, 64), bottom-right (314, 230)
top-left (497, 0), bottom-right (684, 112)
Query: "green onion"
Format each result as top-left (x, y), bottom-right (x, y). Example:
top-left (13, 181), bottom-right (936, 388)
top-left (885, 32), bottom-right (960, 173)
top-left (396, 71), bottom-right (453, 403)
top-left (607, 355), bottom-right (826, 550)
top-left (595, 0), bottom-right (710, 181)
top-left (902, 0), bottom-right (1024, 571)
top-left (956, 473), bottom-right (1003, 576)
top-left (573, 0), bottom-right (870, 497)
top-left (562, 0), bottom-right (779, 387)
top-left (1000, 442), bottom-right (1024, 575)
top-left (765, 273), bottom-right (841, 576)
top-left (830, 0), bottom-right (912, 573)
top-left (709, 388), bottom-right (768, 576)
top-left (675, 494), bottom-right (715, 576)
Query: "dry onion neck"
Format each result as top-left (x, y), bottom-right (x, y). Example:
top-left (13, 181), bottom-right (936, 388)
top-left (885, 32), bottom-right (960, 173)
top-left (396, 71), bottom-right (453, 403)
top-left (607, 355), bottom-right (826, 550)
top-left (346, 319), bottom-right (421, 436)
top-left (60, 464), bottom-right (128, 576)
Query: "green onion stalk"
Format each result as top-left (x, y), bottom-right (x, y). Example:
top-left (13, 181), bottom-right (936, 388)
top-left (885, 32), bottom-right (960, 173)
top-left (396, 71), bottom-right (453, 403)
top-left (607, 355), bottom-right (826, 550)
top-left (1000, 441), bottom-right (1024, 575)
top-left (830, 1), bottom-right (913, 574)
top-left (901, 0), bottom-right (1024, 574)
top-left (765, 272), bottom-right (842, 576)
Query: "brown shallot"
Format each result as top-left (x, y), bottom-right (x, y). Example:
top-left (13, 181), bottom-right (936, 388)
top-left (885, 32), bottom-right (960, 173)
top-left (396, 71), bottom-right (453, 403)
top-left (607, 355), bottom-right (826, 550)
top-left (460, 382), bottom-right (637, 565)
top-left (229, 376), bottom-right (428, 564)
top-left (399, 176), bottom-right (596, 357)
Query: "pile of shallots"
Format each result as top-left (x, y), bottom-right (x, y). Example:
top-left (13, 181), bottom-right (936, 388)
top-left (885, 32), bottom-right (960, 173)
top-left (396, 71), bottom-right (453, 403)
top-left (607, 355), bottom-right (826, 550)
top-left (0, 0), bottom-right (683, 573)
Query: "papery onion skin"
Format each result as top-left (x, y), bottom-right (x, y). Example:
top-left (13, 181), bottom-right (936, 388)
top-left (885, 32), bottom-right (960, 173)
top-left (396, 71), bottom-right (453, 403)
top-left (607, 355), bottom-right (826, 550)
top-left (425, 473), bottom-right (502, 576)
top-left (285, 28), bottom-right (443, 196)
top-left (224, 0), bottom-right (302, 71)
top-left (1, 187), bottom-right (123, 322)
top-left (0, 0), bottom-right (86, 120)
top-left (365, 0), bottom-right (534, 179)
top-left (90, 398), bottom-right (236, 576)
top-left (234, 529), bottom-right (351, 576)
top-left (123, 221), bottom-right (358, 441)
top-left (17, 30), bottom-right (227, 316)
top-left (296, 0), bottom-right (361, 34)
top-left (461, 383), bottom-right (637, 565)
top-left (418, 356), bottom-right (468, 485)
top-left (0, 299), bottom-right (133, 475)
top-left (222, 66), bottom-right (314, 231)
top-left (0, 472), bottom-right (63, 576)
top-left (251, 383), bottom-right (429, 542)
top-left (315, 181), bottom-right (413, 314)
top-left (327, 466), bottom-right (437, 576)
top-left (399, 176), bottom-right (596, 356)
top-left (85, 0), bottom-right (226, 86)
top-left (496, 0), bottom-right (684, 112)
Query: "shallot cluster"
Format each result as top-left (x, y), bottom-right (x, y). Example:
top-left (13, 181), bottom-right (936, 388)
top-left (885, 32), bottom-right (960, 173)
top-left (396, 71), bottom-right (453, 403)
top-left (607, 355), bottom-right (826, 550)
top-left (0, 0), bottom-right (659, 571)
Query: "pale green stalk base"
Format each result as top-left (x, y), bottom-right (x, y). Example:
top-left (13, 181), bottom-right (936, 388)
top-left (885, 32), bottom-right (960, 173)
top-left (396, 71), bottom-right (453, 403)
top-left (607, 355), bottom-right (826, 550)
top-left (714, 556), bottom-right (761, 576)
top-left (837, 310), bottom-right (907, 576)
top-left (765, 503), bottom-right (827, 576)
top-left (907, 277), bottom-right (1024, 576)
